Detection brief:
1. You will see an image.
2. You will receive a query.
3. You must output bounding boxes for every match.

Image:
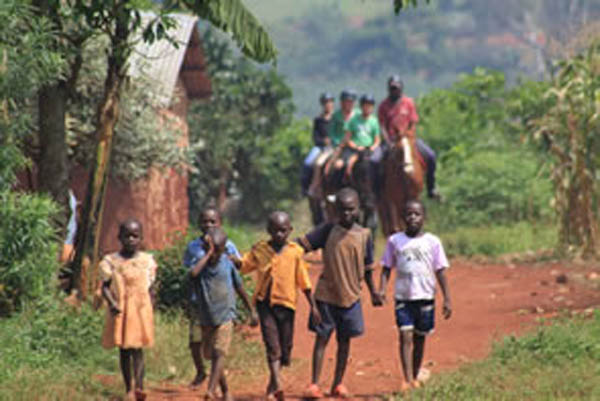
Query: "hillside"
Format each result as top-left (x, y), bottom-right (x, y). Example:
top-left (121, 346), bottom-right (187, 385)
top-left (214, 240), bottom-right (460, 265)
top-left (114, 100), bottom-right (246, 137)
top-left (245, 0), bottom-right (600, 116)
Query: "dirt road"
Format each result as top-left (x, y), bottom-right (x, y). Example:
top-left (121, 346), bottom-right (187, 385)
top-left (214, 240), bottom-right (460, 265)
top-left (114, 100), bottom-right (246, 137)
top-left (145, 259), bottom-right (600, 400)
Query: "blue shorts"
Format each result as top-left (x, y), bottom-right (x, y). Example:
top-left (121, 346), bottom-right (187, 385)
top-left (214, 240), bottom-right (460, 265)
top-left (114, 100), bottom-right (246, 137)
top-left (309, 300), bottom-right (364, 340)
top-left (395, 300), bottom-right (435, 335)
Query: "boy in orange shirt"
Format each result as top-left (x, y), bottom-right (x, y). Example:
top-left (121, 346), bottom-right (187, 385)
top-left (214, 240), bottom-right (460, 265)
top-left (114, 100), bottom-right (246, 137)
top-left (236, 211), bottom-right (320, 401)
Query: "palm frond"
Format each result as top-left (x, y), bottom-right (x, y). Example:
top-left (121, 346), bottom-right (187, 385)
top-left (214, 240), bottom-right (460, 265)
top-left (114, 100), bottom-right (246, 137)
top-left (185, 0), bottom-right (277, 63)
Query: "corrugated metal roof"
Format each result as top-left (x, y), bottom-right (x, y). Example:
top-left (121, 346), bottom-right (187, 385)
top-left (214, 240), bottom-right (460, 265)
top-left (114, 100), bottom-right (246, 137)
top-left (129, 12), bottom-right (199, 106)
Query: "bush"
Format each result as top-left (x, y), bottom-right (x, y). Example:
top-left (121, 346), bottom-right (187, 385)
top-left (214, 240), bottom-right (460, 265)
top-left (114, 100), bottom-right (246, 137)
top-left (436, 149), bottom-right (552, 227)
top-left (0, 191), bottom-right (60, 316)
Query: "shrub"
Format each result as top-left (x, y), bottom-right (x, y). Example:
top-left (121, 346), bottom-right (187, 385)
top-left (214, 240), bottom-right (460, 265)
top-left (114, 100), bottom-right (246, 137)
top-left (436, 149), bottom-right (552, 227)
top-left (0, 191), bottom-right (60, 316)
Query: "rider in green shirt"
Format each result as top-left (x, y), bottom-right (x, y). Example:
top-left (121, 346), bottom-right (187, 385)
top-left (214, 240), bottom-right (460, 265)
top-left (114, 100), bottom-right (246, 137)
top-left (344, 94), bottom-right (381, 179)
top-left (328, 90), bottom-right (358, 147)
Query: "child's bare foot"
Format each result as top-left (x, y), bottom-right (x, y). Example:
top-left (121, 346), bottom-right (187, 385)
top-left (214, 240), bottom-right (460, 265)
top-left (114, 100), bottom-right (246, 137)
top-left (411, 380), bottom-right (421, 389)
top-left (204, 391), bottom-right (218, 401)
top-left (190, 372), bottom-right (207, 389)
top-left (304, 384), bottom-right (324, 399)
top-left (134, 389), bottom-right (147, 401)
top-left (399, 382), bottom-right (411, 392)
top-left (331, 384), bottom-right (350, 398)
top-left (266, 390), bottom-right (284, 401)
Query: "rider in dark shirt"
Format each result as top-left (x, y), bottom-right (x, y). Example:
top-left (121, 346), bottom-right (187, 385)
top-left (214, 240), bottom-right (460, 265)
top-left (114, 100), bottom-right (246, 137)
top-left (302, 93), bottom-right (335, 195)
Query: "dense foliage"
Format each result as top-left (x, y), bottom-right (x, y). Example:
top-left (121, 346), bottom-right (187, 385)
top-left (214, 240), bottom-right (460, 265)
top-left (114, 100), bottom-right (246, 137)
top-left (188, 29), bottom-right (308, 222)
top-left (417, 69), bottom-right (552, 228)
top-left (0, 1), bottom-right (63, 315)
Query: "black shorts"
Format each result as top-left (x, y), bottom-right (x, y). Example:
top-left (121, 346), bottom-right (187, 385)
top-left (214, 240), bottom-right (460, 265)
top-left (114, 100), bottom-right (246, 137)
top-left (308, 300), bottom-right (364, 341)
top-left (256, 300), bottom-right (296, 366)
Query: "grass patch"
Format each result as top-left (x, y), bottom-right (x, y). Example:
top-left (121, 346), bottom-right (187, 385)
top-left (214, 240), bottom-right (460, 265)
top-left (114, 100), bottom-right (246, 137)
top-left (0, 297), bottom-right (266, 400)
top-left (400, 311), bottom-right (600, 400)
top-left (436, 222), bottom-right (557, 258)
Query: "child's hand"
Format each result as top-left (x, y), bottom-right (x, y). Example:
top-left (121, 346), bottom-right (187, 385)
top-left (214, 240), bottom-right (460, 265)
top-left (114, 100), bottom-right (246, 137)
top-left (249, 310), bottom-right (259, 327)
top-left (109, 303), bottom-right (121, 316)
top-left (228, 254), bottom-right (241, 268)
top-left (371, 292), bottom-right (383, 307)
top-left (443, 299), bottom-right (452, 319)
top-left (204, 235), bottom-right (215, 255)
top-left (310, 305), bottom-right (322, 326)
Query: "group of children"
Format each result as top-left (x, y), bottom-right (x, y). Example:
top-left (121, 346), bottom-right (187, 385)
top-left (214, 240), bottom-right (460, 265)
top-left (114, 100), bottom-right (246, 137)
top-left (100, 188), bottom-right (452, 401)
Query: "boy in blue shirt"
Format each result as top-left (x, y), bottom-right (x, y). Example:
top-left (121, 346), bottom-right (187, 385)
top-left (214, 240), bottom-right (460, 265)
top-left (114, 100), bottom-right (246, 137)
top-left (188, 227), bottom-right (257, 400)
top-left (183, 207), bottom-right (242, 389)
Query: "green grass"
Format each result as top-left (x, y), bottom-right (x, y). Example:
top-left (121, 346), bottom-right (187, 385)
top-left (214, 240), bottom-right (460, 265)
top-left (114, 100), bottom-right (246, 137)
top-left (0, 297), bottom-right (266, 400)
top-left (400, 311), bottom-right (600, 400)
top-left (436, 222), bottom-right (557, 258)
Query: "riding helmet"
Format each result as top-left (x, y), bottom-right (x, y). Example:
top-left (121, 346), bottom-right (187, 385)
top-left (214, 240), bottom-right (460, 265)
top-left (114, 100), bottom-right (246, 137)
top-left (360, 94), bottom-right (376, 105)
top-left (319, 92), bottom-right (334, 103)
top-left (340, 89), bottom-right (358, 101)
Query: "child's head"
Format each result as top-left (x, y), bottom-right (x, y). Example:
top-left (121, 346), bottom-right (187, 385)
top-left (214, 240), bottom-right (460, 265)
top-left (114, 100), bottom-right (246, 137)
top-left (388, 75), bottom-right (404, 101)
top-left (199, 206), bottom-right (221, 233)
top-left (335, 187), bottom-right (359, 228)
top-left (340, 89), bottom-right (357, 113)
top-left (267, 211), bottom-right (292, 247)
top-left (118, 218), bottom-right (143, 253)
top-left (403, 199), bottom-right (426, 237)
top-left (360, 94), bottom-right (375, 116)
top-left (320, 92), bottom-right (335, 114)
top-left (205, 227), bottom-right (228, 265)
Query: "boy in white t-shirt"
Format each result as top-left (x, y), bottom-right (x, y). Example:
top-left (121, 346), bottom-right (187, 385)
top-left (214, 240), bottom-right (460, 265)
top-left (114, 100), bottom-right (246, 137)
top-left (378, 199), bottom-right (452, 391)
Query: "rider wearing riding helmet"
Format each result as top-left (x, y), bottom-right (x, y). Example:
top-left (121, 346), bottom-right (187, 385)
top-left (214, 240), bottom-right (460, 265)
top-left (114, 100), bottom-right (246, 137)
top-left (378, 76), bottom-right (441, 200)
top-left (301, 92), bottom-right (335, 195)
top-left (344, 94), bottom-right (381, 180)
top-left (324, 90), bottom-right (359, 187)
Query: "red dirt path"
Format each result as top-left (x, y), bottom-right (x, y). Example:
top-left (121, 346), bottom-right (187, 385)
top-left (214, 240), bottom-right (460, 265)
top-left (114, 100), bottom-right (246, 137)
top-left (145, 260), bottom-right (600, 400)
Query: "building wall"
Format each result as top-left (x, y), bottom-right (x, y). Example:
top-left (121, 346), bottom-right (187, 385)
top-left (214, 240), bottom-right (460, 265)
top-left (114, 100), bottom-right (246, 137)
top-left (70, 77), bottom-right (191, 253)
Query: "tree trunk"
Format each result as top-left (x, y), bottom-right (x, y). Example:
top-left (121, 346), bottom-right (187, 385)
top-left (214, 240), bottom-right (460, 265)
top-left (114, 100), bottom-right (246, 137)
top-left (217, 167), bottom-right (229, 213)
top-left (72, 66), bottom-right (123, 297)
top-left (71, 7), bottom-right (130, 298)
top-left (37, 83), bottom-right (70, 236)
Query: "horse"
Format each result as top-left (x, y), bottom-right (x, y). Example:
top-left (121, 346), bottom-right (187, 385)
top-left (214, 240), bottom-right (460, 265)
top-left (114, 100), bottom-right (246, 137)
top-left (377, 135), bottom-right (425, 236)
top-left (309, 149), bottom-right (378, 236)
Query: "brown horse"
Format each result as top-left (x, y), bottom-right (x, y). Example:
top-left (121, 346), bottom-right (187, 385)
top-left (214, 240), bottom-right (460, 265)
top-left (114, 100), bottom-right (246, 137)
top-left (377, 136), bottom-right (425, 236)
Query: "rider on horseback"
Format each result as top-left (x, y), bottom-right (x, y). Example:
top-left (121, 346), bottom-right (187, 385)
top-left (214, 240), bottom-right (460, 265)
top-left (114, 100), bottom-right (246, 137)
top-left (377, 76), bottom-right (441, 200)
top-left (301, 92), bottom-right (335, 196)
top-left (323, 89), bottom-right (359, 189)
top-left (344, 94), bottom-right (381, 180)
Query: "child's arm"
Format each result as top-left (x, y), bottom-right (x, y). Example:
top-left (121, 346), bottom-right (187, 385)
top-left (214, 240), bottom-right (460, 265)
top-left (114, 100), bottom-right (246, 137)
top-left (234, 284), bottom-right (259, 326)
top-left (378, 266), bottom-right (392, 302)
top-left (365, 269), bottom-right (383, 306)
top-left (229, 255), bottom-right (242, 270)
top-left (370, 132), bottom-right (381, 151)
top-left (189, 237), bottom-right (214, 278)
top-left (101, 280), bottom-right (120, 315)
top-left (302, 289), bottom-right (322, 325)
top-left (435, 269), bottom-right (452, 319)
top-left (363, 234), bottom-right (383, 306)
